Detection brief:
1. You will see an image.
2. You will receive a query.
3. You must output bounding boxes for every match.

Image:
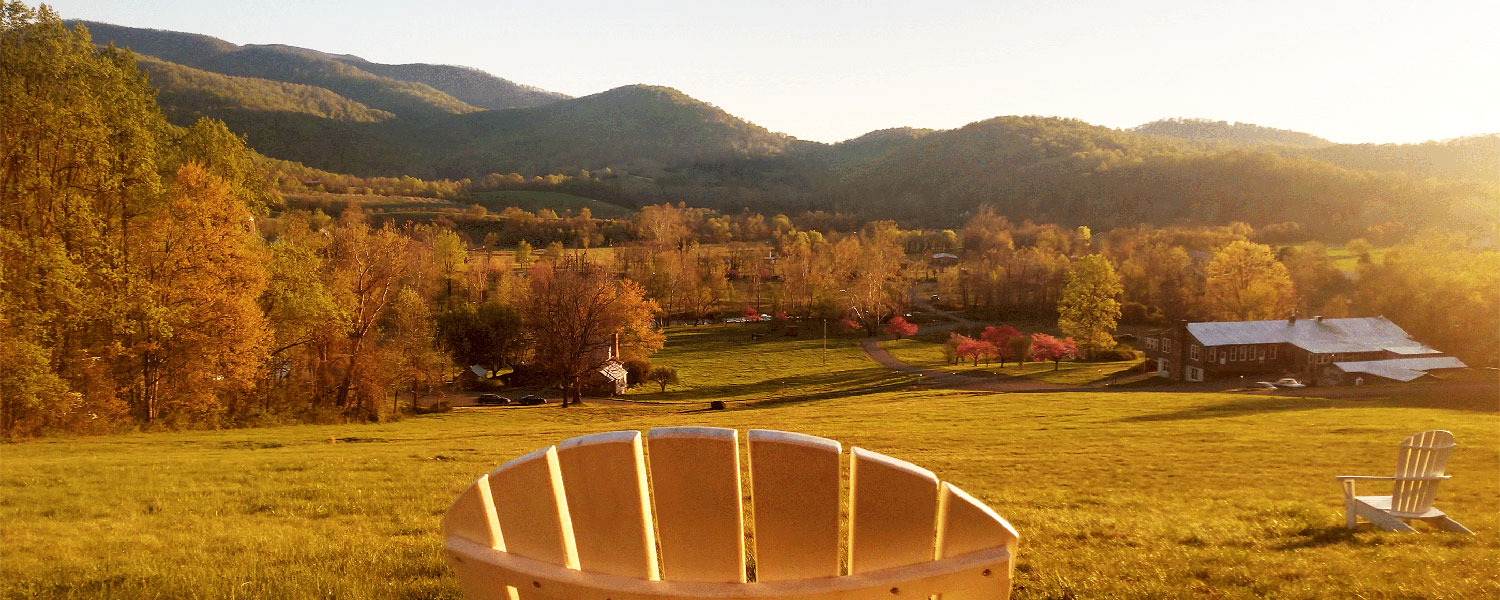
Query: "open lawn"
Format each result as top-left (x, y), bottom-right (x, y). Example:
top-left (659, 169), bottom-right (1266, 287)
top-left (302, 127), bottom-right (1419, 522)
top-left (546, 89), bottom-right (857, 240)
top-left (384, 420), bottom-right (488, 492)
top-left (623, 323), bottom-right (914, 403)
top-left (880, 337), bottom-right (1143, 385)
top-left (2, 326), bottom-right (1497, 599)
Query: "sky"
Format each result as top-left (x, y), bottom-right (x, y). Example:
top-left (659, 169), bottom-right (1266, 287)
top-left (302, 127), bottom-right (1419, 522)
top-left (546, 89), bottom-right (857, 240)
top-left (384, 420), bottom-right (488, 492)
top-left (43, 0), bottom-right (1500, 144)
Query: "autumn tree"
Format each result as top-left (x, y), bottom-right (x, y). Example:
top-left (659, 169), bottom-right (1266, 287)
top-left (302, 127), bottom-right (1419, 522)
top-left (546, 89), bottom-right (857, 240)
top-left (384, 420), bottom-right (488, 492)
top-left (325, 210), bottom-right (413, 419)
top-left (1205, 241), bottom-right (1295, 320)
top-left (513, 240), bottom-right (533, 269)
top-left (523, 255), bottom-right (661, 407)
top-left (1057, 255), bottom-right (1123, 353)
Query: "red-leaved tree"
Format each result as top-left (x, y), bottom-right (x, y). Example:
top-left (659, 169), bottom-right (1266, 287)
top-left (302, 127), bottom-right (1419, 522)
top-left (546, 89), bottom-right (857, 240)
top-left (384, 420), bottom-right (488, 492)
top-left (838, 316), bottom-right (860, 334)
top-left (1030, 333), bottom-right (1078, 370)
top-left (957, 339), bottom-right (998, 366)
top-left (981, 325), bottom-right (1021, 365)
top-left (743, 306), bottom-right (760, 321)
top-left (883, 316), bottom-right (918, 339)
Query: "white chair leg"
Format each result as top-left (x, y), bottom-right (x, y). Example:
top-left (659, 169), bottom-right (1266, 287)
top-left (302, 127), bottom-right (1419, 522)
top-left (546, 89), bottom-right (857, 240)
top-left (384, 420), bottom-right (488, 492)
top-left (1344, 499), bottom-right (1357, 529)
top-left (1429, 516), bottom-right (1475, 535)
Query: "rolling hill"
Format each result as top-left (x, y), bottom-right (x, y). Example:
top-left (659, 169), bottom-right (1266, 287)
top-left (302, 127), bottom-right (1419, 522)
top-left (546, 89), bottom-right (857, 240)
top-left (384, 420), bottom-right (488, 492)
top-left (1132, 118), bottom-right (1333, 148)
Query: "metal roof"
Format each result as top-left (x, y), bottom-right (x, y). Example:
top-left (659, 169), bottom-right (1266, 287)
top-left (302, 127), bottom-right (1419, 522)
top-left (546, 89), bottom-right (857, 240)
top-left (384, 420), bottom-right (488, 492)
top-left (1186, 317), bottom-right (1435, 354)
top-left (1332, 356), bottom-right (1468, 382)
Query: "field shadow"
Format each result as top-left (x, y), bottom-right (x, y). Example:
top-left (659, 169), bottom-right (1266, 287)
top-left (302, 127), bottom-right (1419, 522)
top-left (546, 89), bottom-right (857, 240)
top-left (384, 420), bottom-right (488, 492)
top-left (1274, 526), bottom-right (1361, 550)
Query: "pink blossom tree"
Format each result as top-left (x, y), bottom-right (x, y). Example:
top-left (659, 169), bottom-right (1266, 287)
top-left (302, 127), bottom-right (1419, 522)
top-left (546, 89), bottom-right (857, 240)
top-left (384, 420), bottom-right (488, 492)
top-left (1030, 333), bottom-right (1078, 370)
top-left (883, 316), bottom-right (919, 339)
top-left (981, 325), bottom-right (1022, 366)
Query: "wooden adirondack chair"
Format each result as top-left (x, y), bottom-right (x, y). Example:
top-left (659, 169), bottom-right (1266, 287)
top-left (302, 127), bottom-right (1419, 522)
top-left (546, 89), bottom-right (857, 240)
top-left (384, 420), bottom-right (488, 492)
top-left (1335, 429), bottom-right (1472, 534)
top-left (443, 427), bottom-right (1019, 599)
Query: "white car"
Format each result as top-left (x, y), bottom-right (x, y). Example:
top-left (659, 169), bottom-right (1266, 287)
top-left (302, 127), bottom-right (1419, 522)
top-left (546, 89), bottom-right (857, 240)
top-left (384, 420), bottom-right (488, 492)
top-left (1274, 377), bottom-right (1306, 388)
top-left (1252, 381), bottom-right (1278, 390)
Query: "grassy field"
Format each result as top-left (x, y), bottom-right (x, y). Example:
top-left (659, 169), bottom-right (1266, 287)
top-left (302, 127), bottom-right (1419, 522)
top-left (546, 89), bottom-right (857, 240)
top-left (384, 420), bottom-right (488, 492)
top-left (2, 326), bottom-right (1497, 599)
top-left (880, 337), bottom-right (1143, 385)
top-left (469, 190), bottom-right (634, 219)
top-left (623, 323), bottom-right (914, 403)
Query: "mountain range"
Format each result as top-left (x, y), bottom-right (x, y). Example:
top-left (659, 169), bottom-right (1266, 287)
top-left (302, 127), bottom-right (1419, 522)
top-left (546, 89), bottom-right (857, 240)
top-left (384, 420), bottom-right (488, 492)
top-left (73, 19), bottom-right (1499, 237)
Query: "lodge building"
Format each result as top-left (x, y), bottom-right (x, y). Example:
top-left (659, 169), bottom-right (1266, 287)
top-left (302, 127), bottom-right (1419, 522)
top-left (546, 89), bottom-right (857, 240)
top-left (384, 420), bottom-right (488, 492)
top-left (1143, 316), bottom-right (1467, 385)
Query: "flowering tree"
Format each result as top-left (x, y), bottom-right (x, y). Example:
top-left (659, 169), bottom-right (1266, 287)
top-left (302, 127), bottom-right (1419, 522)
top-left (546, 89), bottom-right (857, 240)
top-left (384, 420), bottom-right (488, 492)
top-left (957, 338), bottom-right (998, 366)
top-left (883, 316), bottom-right (918, 338)
top-left (838, 316), bottom-right (860, 334)
top-left (1030, 333), bottom-right (1078, 370)
top-left (981, 325), bottom-right (1021, 365)
top-left (743, 306), bottom-right (760, 321)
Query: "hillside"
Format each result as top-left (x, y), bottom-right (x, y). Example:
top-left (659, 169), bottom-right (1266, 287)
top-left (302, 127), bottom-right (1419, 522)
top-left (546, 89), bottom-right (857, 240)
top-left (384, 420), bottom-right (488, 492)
top-left (135, 55), bottom-right (394, 123)
top-left (344, 61), bottom-right (569, 109)
top-left (75, 20), bottom-right (481, 118)
top-left (1132, 118), bottom-right (1333, 148)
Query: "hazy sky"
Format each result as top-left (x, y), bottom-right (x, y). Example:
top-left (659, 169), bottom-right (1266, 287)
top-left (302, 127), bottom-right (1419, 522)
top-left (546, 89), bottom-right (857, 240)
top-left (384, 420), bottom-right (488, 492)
top-left (45, 0), bottom-right (1500, 144)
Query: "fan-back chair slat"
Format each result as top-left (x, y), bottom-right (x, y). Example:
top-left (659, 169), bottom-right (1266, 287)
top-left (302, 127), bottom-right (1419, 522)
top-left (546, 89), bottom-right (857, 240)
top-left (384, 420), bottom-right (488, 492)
top-left (747, 429), bottom-right (844, 582)
top-left (849, 447), bottom-right (940, 574)
top-left (646, 427), bottom-right (747, 583)
top-left (487, 446), bottom-right (579, 568)
top-left (936, 483), bottom-right (1021, 600)
top-left (555, 431), bottom-right (660, 580)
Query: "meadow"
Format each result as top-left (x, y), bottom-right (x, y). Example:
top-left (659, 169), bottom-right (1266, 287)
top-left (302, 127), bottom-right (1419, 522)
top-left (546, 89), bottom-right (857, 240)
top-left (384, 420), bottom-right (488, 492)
top-left (2, 326), bottom-right (1496, 599)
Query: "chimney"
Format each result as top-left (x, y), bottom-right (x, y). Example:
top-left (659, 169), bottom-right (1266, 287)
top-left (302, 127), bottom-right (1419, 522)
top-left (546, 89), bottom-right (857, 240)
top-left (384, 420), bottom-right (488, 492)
top-left (613, 332), bottom-right (620, 361)
top-left (1288, 312), bottom-right (1297, 325)
top-left (1314, 315), bottom-right (1323, 323)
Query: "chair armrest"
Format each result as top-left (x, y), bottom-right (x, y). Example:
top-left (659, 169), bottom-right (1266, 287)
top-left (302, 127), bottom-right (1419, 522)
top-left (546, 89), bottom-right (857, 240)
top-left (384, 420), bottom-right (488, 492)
top-left (1333, 476), bottom-right (1394, 481)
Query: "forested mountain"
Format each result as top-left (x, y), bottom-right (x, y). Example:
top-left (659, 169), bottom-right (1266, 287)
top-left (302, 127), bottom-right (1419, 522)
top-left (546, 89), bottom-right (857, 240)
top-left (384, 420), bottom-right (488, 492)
top-left (135, 55), bottom-right (395, 123)
top-left (1300, 134), bottom-right (1500, 183)
top-left (343, 61), bottom-right (569, 109)
top-left (75, 21), bottom-right (483, 118)
top-left (64, 19), bottom-right (1499, 239)
top-left (1132, 118), bottom-right (1332, 147)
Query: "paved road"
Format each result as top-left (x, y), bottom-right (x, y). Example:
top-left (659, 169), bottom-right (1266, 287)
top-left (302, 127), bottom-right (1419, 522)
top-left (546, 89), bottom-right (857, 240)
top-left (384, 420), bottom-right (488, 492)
top-left (859, 338), bottom-right (1079, 392)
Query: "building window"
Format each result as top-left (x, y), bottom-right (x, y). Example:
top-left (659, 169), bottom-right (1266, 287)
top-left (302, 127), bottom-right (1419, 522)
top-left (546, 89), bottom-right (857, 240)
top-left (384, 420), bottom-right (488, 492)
top-left (1308, 353), bottom-right (1316, 364)
top-left (1239, 346), bottom-right (1248, 361)
top-left (1257, 347), bottom-right (1266, 361)
top-left (1190, 345), bottom-right (1200, 360)
top-left (1208, 347), bottom-right (1216, 362)
top-left (1270, 345), bottom-right (1278, 359)
top-left (1164, 339), bottom-right (1172, 353)
top-left (1146, 338), bottom-right (1158, 351)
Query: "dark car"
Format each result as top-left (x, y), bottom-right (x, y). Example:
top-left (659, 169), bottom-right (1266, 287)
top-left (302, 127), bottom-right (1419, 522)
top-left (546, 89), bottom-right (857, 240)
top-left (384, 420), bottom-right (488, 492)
top-left (475, 394), bottom-right (510, 406)
top-left (516, 395), bottom-right (547, 406)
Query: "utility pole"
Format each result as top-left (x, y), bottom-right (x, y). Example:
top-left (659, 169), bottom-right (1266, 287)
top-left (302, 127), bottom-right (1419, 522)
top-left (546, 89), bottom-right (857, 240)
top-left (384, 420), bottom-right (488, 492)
top-left (822, 319), bottom-right (827, 365)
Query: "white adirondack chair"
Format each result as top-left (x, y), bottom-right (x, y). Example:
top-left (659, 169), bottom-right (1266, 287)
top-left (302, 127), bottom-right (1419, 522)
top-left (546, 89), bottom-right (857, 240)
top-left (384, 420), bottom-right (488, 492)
top-left (1335, 429), bottom-right (1472, 534)
top-left (443, 427), bottom-right (1019, 599)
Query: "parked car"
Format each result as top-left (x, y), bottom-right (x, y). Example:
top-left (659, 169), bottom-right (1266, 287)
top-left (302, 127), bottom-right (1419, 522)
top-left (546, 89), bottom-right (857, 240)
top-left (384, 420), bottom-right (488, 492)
top-left (516, 395), bottom-right (547, 406)
top-left (1274, 377), bottom-right (1306, 388)
top-left (1252, 381), bottom-right (1278, 390)
top-left (475, 394), bottom-right (510, 406)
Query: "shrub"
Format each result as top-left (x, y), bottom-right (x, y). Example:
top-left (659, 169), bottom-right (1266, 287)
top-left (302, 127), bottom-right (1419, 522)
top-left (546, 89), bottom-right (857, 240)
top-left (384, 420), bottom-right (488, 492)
top-left (622, 358), bottom-right (653, 387)
top-left (1086, 345), bottom-right (1141, 362)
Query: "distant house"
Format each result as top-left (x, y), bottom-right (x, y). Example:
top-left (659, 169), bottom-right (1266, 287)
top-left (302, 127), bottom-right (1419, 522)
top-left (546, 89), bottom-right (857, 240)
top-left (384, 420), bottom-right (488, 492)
top-left (931, 253), bottom-right (960, 268)
top-left (1142, 316), bottom-right (1466, 384)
